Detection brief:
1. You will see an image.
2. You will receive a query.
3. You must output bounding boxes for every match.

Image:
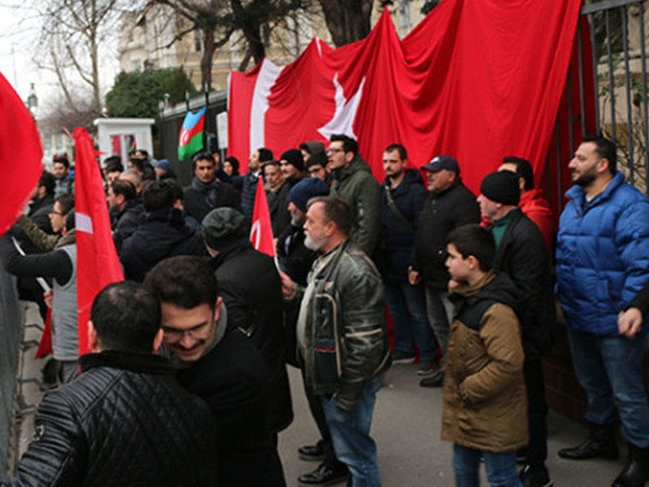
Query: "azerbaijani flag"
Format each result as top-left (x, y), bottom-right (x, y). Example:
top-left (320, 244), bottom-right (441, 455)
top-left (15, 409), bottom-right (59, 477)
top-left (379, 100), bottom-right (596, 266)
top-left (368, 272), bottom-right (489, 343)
top-left (178, 106), bottom-right (206, 160)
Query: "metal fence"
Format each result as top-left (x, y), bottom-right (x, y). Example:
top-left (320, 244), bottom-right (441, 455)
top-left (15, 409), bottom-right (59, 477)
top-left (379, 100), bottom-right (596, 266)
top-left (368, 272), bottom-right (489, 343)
top-left (0, 269), bottom-right (21, 480)
top-left (549, 0), bottom-right (649, 213)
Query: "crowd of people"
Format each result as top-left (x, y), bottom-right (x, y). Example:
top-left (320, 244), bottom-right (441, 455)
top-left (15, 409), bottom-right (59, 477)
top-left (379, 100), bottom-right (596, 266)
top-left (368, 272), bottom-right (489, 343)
top-left (0, 134), bottom-right (648, 487)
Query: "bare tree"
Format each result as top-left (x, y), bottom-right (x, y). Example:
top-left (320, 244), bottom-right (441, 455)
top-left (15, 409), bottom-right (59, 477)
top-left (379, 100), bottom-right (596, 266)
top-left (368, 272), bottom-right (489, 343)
top-left (148, 0), bottom-right (309, 88)
top-left (316, 0), bottom-right (373, 47)
top-left (34, 0), bottom-right (124, 116)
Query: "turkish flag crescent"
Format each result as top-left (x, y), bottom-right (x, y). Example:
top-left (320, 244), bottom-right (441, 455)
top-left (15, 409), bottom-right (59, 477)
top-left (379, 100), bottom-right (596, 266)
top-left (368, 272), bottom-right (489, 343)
top-left (74, 127), bottom-right (124, 355)
top-left (250, 179), bottom-right (275, 257)
top-left (0, 73), bottom-right (43, 237)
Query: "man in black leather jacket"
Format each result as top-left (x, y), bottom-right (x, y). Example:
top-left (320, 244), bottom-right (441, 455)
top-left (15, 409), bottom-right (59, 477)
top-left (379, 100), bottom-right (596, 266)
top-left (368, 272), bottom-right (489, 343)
top-left (280, 196), bottom-right (391, 487)
top-left (2, 281), bottom-right (218, 486)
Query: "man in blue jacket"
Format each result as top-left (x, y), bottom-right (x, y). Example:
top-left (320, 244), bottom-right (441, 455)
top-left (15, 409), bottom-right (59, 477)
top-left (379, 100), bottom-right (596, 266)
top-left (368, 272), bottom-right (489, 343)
top-left (556, 135), bottom-right (649, 487)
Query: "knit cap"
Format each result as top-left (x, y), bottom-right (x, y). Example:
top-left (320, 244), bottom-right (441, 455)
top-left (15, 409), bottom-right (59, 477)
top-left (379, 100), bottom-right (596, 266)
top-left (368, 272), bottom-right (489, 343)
top-left (280, 149), bottom-right (305, 171)
top-left (480, 171), bottom-right (520, 206)
top-left (289, 178), bottom-right (330, 212)
top-left (202, 207), bottom-right (247, 250)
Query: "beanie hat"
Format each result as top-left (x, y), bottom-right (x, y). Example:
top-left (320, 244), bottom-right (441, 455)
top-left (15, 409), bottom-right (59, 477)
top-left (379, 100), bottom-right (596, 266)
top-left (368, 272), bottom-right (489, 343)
top-left (281, 149), bottom-right (305, 172)
top-left (155, 159), bottom-right (170, 171)
top-left (202, 207), bottom-right (247, 250)
top-left (257, 148), bottom-right (273, 162)
top-left (290, 177), bottom-right (330, 212)
top-left (480, 171), bottom-right (520, 206)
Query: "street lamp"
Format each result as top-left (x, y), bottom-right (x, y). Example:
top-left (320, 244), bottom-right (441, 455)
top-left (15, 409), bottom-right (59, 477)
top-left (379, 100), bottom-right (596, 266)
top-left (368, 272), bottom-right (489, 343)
top-left (26, 83), bottom-right (38, 118)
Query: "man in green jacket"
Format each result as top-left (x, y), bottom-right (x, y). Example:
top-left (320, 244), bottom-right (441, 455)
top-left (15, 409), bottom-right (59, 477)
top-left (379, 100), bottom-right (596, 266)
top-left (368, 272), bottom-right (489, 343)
top-left (328, 134), bottom-right (381, 257)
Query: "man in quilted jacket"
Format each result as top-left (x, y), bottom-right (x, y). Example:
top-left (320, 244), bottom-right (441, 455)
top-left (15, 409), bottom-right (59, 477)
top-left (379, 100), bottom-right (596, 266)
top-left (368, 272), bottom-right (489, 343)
top-left (2, 281), bottom-right (218, 486)
top-left (556, 135), bottom-right (649, 487)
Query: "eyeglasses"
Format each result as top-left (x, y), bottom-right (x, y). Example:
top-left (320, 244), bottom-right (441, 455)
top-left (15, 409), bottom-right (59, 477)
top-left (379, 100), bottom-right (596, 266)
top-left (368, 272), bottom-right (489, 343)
top-left (326, 148), bottom-right (343, 154)
top-left (49, 210), bottom-right (65, 216)
top-left (162, 321), bottom-right (212, 341)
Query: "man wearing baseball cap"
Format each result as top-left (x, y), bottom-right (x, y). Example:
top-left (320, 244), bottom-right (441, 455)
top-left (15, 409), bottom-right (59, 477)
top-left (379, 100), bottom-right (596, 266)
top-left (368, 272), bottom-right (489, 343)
top-left (409, 155), bottom-right (480, 388)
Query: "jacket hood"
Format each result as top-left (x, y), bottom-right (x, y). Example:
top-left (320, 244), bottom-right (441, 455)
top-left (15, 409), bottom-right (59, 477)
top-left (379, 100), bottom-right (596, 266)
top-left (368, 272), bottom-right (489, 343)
top-left (334, 153), bottom-right (372, 180)
top-left (565, 171), bottom-right (625, 212)
top-left (452, 270), bottom-right (520, 312)
top-left (520, 189), bottom-right (553, 216)
top-left (381, 168), bottom-right (424, 188)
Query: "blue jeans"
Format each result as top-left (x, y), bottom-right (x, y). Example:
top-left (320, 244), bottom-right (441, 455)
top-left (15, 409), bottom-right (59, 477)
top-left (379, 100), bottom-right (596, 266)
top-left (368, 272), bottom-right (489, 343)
top-left (384, 282), bottom-right (437, 361)
top-left (321, 376), bottom-right (384, 487)
top-left (424, 287), bottom-right (453, 359)
top-left (567, 327), bottom-right (649, 448)
top-left (453, 444), bottom-right (522, 487)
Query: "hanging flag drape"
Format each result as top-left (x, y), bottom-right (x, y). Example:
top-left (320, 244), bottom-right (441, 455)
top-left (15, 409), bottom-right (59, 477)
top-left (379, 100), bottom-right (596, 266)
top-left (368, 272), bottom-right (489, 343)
top-left (227, 0), bottom-right (583, 197)
top-left (74, 127), bottom-right (124, 355)
top-left (250, 179), bottom-right (275, 257)
top-left (178, 106), bottom-right (206, 161)
top-left (0, 73), bottom-right (43, 237)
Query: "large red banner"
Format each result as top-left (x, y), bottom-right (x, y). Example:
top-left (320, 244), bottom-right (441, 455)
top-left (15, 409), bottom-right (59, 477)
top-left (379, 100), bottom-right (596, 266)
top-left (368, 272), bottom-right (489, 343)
top-left (227, 0), bottom-right (583, 196)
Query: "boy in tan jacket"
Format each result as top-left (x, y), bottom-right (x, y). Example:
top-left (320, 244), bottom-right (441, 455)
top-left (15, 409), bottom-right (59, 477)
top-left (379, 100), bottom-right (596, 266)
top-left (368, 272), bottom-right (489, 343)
top-left (440, 224), bottom-right (528, 487)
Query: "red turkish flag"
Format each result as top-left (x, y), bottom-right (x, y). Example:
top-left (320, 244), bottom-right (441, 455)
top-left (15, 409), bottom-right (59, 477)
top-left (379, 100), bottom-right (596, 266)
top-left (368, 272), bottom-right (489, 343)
top-left (228, 0), bottom-right (583, 197)
top-left (0, 73), bottom-right (43, 237)
top-left (74, 127), bottom-right (124, 355)
top-left (250, 179), bottom-right (275, 257)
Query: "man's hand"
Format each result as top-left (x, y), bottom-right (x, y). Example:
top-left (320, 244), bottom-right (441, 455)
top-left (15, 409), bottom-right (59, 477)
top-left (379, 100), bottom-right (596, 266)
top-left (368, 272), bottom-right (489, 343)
top-left (448, 279), bottom-right (460, 294)
top-left (408, 266), bottom-right (420, 285)
top-left (278, 270), bottom-right (296, 299)
top-left (43, 290), bottom-right (53, 309)
top-left (618, 308), bottom-right (643, 338)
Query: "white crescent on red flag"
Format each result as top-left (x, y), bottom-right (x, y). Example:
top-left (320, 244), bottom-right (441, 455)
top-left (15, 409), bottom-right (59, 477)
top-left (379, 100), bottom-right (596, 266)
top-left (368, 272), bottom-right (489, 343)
top-left (227, 1), bottom-right (583, 195)
top-left (74, 127), bottom-right (124, 355)
top-left (250, 179), bottom-right (275, 257)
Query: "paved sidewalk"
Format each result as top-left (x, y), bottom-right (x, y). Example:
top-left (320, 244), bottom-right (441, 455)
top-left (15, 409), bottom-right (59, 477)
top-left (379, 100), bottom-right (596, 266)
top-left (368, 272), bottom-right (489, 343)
top-left (279, 364), bottom-right (623, 487)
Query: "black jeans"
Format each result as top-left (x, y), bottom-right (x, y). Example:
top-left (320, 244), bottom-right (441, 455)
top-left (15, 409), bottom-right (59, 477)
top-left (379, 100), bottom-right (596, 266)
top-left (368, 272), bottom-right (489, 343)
top-left (524, 359), bottom-right (548, 466)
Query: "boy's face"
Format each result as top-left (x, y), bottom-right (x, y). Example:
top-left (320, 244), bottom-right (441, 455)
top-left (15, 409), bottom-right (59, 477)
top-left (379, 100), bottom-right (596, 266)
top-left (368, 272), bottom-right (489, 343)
top-left (445, 243), bottom-right (472, 283)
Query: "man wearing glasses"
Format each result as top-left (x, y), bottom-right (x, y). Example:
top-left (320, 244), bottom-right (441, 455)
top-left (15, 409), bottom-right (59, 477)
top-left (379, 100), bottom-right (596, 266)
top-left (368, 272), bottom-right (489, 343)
top-left (145, 256), bottom-right (285, 486)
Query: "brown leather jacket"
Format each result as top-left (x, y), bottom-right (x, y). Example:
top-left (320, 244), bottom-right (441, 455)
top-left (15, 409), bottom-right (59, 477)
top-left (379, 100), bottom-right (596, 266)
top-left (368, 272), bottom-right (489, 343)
top-left (441, 271), bottom-right (528, 452)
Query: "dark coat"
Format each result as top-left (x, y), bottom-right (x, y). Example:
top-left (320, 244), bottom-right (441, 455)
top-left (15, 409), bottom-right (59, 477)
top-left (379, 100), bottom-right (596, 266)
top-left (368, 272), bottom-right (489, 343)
top-left (183, 177), bottom-right (240, 224)
top-left (491, 208), bottom-right (555, 359)
top-left (380, 169), bottom-right (429, 283)
top-left (211, 240), bottom-right (293, 433)
top-left (177, 328), bottom-right (283, 486)
top-left (112, 200), bottom-right (142, 251)
top-left (412, 180), bottom-right (481, 289)
top-left (268, 182), bottom-right (291, 237)
top-left (3, 351), bottom-right (218, 487)
top-left (119, 208), bottom-right (207, 282)
top-left (241, 172), bottom-right (261, 222)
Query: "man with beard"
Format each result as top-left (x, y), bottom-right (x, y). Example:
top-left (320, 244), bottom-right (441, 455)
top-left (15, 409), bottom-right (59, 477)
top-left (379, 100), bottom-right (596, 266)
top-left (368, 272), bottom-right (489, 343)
top-left (183, 151), bottom-right (240, 223)
top-left (556, 136), bottom-right (649, 487)
top-left (280, 196), bottom-right (391, 487)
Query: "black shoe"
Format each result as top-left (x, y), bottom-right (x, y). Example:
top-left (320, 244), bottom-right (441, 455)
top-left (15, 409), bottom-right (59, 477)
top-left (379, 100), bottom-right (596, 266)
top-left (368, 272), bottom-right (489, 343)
top-left (612, 443), bottom-right (649, 487)
top-left (419, 369), bottom-right (444, 388)
top-left (298, 440), bottom-right (325, 462)
top-left (558, 424), bottom-right (619, 460)
top-left (298, 460), bottom-right (349, 486)
top-left (519, 464), bottom-right (553, 487)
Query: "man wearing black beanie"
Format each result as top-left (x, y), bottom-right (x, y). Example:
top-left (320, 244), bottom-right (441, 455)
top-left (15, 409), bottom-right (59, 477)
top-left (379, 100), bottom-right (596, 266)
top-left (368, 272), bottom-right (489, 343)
top-left (280, 149), bottom-right (306, 188)
top-left (478, 171), bottom-right (556, 487)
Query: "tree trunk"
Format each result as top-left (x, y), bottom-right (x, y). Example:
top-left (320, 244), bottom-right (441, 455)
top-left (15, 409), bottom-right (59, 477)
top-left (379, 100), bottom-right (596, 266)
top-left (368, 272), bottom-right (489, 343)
top-left (317, 0), bottom-right (373, 47)
top-left (230, 0), bottom-right (266, 65)
top-left (201, 27), bottom-right (216, 90)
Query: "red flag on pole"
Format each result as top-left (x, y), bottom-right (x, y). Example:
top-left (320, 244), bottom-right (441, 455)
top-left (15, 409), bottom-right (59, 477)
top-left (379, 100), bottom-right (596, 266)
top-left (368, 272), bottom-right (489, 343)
top-left (250, 179), bottom-right (275, 257)
top-left (35, 308), bottom-right (53, 359)
top-left (74, 127), bottom-right (124, 355)
top-left (0, 73), bottom-right (43, 237)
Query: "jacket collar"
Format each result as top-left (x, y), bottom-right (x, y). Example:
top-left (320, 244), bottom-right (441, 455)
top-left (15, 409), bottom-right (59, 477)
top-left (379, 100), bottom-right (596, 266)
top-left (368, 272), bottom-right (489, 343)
top-left (565, 171), bottom-right (625, 213)
top-left (80, 350), bottom-right (174, 375)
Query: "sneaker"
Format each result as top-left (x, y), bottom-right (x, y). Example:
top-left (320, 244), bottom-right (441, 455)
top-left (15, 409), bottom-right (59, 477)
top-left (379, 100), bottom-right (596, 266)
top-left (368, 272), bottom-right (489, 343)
top-left (391, 350), bottom-right (415, 364)
top-left (417, 361), bottom-right (437, 376)
top-left (519, 464), bottom-right (553, 487)
top-left (419, 369), bottom-right (444, 388)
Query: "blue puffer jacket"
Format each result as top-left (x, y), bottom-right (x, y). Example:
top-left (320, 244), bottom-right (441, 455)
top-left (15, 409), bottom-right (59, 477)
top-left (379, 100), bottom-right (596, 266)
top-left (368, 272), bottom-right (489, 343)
top-left (556, 172), bottom-right (649, 336)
